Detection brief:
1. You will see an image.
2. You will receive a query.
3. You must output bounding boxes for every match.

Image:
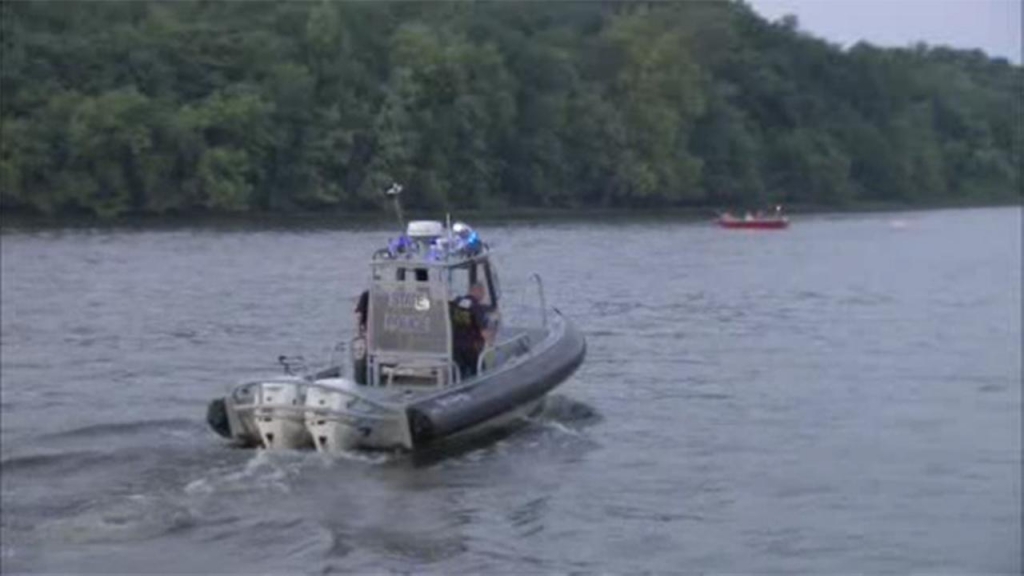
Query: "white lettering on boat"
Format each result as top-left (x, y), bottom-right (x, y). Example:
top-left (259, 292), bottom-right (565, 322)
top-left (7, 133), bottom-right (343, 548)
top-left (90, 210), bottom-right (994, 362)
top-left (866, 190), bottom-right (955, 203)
top-left (383, 313), bottom-right (430, 333)
top-left (434, 393), bottom-right (470, 408)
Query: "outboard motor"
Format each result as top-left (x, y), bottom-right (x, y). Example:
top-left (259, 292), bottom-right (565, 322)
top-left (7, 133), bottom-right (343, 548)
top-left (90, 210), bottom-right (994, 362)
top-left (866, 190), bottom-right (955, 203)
top-left (207, 398), bottom-right (231, 438)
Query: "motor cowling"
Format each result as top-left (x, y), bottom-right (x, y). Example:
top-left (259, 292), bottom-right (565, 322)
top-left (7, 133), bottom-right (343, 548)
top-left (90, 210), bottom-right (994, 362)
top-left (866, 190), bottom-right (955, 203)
top-left (206, 398), bottom-right (232, 438)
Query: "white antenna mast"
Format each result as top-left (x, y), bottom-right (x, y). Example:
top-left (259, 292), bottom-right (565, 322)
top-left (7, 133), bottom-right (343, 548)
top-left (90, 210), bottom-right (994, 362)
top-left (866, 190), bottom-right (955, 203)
top-left (446, 212), bottom-right (453, 257)
top-left (384, 182), bottom-right (405, 232)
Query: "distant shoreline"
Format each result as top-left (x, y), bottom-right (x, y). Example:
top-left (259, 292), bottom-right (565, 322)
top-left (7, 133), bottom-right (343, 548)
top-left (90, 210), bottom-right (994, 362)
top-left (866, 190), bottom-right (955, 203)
top-left (1, 198), bottom-right (1019, 232)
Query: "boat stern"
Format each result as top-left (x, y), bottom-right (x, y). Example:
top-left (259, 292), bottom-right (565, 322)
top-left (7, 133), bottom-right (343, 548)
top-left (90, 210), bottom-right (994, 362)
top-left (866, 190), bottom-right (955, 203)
top-left (304, 379), bottom-right (412, 452)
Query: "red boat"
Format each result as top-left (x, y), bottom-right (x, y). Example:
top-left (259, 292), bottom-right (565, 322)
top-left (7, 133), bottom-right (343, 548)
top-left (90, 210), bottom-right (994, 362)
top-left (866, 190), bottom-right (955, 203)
top-left (717, 211), bottom-right (789, 229)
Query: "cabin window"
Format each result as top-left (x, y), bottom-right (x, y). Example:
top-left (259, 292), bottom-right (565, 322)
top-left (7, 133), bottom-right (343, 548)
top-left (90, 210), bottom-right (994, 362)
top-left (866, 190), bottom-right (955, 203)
top-left (449, 266), bottom-right (470, 297)
top-left (488, 265), bottom-right (501, 303)
top-left (449, 262), bottom-right (495, 305)
top-left (475, 262), bottom-right (494, 306)
top-left (395, 268), bottom-right (429, 282)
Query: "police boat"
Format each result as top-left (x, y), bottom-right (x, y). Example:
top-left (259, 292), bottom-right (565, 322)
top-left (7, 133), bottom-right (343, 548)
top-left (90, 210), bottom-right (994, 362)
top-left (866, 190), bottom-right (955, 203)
top-left (206, 218), bottom-right (586, 452)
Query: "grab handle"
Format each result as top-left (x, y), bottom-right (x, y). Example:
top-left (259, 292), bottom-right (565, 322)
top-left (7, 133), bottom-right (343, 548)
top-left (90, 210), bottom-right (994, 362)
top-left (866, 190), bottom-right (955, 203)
top-left (530, 273), bottom-right (548, 328)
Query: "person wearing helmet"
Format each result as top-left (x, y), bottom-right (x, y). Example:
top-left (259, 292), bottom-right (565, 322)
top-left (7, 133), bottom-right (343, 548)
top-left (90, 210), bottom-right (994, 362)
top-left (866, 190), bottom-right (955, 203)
top-left (452, 222), bottom-right (482, 255)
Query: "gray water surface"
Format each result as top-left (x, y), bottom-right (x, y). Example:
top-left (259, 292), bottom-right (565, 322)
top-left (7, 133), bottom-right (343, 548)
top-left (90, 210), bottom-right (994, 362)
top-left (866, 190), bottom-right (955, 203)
top-left (1, 207), bottom-right (1020, 573)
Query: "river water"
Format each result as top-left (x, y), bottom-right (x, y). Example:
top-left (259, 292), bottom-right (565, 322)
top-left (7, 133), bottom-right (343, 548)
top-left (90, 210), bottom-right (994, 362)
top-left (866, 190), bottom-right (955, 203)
top-left (1, 207), bottom-right (1020, 573)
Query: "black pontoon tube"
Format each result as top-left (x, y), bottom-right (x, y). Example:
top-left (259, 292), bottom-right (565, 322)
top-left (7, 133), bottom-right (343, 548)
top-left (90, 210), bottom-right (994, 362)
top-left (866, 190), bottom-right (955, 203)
top-left (406, 313), bottom-right (586, 447)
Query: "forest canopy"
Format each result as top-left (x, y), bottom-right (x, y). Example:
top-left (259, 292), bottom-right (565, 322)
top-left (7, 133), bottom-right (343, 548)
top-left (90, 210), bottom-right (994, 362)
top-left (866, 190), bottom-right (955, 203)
top-left (1, 1), bottom-right (1020, 218)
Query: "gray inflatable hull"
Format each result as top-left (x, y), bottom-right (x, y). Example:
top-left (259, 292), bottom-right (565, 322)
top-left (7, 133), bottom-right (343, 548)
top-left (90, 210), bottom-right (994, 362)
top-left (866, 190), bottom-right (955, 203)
top-left (406, 313), bottom-right (586, 447)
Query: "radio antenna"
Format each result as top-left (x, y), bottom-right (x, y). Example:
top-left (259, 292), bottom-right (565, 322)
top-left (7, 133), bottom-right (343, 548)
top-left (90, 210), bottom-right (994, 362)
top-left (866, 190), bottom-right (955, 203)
top-left (384, 182), bottom-right (405, 232)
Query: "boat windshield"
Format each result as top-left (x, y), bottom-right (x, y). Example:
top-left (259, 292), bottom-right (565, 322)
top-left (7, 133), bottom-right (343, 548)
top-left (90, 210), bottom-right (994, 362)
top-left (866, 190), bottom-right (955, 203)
top-left (448, 260), bottom-right (496, 307)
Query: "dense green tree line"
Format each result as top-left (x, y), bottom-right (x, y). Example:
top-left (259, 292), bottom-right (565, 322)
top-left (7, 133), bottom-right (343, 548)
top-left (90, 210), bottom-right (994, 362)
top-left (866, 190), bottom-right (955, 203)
top-left (1, 1), bottom-right (1019, 218)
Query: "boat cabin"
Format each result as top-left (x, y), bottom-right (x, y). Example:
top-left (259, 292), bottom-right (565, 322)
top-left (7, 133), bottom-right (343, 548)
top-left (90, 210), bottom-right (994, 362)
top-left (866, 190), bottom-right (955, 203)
top-left (359, 221), bottom-right (500, 389)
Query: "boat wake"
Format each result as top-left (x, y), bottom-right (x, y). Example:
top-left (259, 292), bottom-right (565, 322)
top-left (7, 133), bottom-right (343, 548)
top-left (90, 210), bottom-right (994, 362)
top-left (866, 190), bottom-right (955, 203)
top-left (34, 493), bottom-right (196, 545)
top-left (0, 449), bottom-right (122, 477)
top-left (533, 394), bottom-right (601, 428)
top-left (183, 451), bottom-right (304, 497)
top-left (38, 417), bottom-right (203, 443)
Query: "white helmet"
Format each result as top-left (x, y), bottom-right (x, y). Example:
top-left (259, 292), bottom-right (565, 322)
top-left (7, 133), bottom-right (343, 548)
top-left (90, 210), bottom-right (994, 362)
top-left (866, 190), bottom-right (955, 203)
top-left (452, 222), bottom-right (472, 238)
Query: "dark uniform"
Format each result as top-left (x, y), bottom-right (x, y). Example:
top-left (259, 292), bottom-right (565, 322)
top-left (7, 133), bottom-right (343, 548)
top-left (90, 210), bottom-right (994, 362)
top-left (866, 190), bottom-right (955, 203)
top-left (353, 290), bottom-right (369, 384)
top-left (355, 290), bottom-right (369, 333)
top-left (450, 293), bottom-right (489, 378)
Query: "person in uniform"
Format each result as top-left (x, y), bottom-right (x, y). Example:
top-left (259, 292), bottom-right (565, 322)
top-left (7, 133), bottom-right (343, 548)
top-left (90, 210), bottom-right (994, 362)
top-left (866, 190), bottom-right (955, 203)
top-left (353, 290), bottom-right (369, 384)
top-left (450, 283), bottom-right (494, 378)
top-left (355, 290), bottom-right (369, 334)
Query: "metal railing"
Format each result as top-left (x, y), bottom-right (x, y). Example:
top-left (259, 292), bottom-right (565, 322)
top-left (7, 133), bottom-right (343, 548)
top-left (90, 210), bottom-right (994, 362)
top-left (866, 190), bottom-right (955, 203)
top-left (473, 273), bottom-right (548, 375)
top-left (530, 273), bottom-right (548, 329)
top-left (379, 360), bottom-right (463, 388)
top-left (368, 356), bottom-right (463, 388)
top-left (505, 272), bottom-right (548, 331)
top-left (476, 331), bottom-right (532, 375)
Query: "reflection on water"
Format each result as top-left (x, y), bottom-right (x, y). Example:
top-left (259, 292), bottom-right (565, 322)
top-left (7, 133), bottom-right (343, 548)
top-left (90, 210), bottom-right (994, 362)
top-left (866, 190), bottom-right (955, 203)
top-left (1, 207), bottom-right (1020, 573)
